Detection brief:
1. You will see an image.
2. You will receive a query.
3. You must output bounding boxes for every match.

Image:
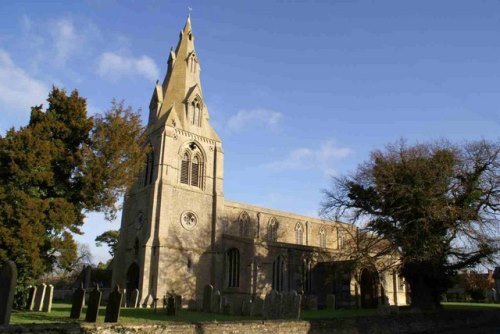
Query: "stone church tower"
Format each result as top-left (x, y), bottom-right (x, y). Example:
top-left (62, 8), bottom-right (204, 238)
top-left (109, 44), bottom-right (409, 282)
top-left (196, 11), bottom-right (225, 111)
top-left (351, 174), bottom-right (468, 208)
top-left (112, 16), bottom-right (224, 306)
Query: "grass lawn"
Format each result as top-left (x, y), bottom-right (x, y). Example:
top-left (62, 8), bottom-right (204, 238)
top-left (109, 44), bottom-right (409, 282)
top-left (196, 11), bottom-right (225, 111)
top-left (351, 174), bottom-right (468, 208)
top-left (10, 302), bottom-right (500, 325)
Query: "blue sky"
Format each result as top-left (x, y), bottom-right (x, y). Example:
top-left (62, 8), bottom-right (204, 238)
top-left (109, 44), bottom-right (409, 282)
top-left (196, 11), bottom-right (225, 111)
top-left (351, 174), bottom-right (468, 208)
top-left (1, 0), bottom-right (499, 263)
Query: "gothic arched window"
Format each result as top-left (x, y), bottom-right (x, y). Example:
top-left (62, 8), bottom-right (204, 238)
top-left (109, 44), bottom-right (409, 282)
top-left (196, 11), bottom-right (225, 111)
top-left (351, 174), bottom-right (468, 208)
top-left (319, 227), bottom-right (326, 248)
top-left (143, 146), bottom-right (154, 186)
top-left (239, 212), bottom-right (249, 237)
top-left (267, 217), bottom-right (278, 242)
top-left (295, 222), bottom-right (304, 245)
top-left (337, 227), bottom-right (345, 249)
top-left (227, 248), bottom-right (240, 288)
top-left (180, 153), bottom-right (190, 184)
top-left (302, 258), bottom-right (312, 293)
top-left (272, 255), bottom-right (285, 292)
top-left (180, 143), bottom-right (204, 189)
top-left (191, 155), bottom-right (200, 187)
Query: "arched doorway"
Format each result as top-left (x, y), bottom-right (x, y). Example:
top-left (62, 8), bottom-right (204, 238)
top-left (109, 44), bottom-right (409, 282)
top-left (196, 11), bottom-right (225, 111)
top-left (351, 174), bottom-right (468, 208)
top-left (126, 263), bottom-right (140, 305)
top-left (360, 268), bottom-right (378, 308)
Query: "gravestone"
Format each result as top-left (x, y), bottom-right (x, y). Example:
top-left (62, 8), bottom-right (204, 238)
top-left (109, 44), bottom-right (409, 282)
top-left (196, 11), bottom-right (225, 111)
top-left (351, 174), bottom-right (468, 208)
top-left (85, 286), bottom-right (102, 322)
top-left (42, 284), bottom-right (54, 312)
top-left (26, 286), bottom-right (37, 311)
top-left (104, 285), bottom-right (123, 323)
top-left (70, 284), bottom-right (86, 319)
top-left (121, 288), bottom-right (127, 308)
top-left (211, 290), bottom-right (221, 313)
top-left (264, 290), bottom-right (281, 319)
top-left (290, 291), bottom-right (301, 319)
top-left (130, 289), bottom-right (139, 308)
top-left (250, 296), bottom-right (264, 317)
top-left (222, 296), bottom-right (231, 315)
top-left (305, 295), bottom-right (318, 310)
top-left (34, 283), bottom-right (47, 312)
top-left (166, 295), bottom-right (175, 315)
top-left (202, 284), bottom-right (213, 312)
top-left (174, 295), bottom-right (182, 310)
top-left (241, 298), bottom-right (252, 316)
top-left (0, 261), bottom-right (17, 325)
top-left (326, 294), bottom-right (335, 310)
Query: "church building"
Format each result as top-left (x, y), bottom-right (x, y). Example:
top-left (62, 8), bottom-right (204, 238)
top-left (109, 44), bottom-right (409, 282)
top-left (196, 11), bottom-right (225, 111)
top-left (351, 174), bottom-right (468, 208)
top-left (112, 16), bottom-right (407, 310)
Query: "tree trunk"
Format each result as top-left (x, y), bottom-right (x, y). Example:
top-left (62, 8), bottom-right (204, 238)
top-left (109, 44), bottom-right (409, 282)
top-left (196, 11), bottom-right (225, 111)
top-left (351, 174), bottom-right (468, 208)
top-left (403, 261), bottom-right (446, 310)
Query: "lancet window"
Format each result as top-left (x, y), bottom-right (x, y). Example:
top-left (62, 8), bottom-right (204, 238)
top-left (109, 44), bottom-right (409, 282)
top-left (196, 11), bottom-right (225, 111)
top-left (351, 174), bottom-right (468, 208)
top-left (319, 227), bottom-right (326, 248)
top-left (143, 147), bottom-right (155, 186)
top-left (179, 143), bottom-right (204, 189)
top-left (189, 97), bottom-right (202, 126)
top-left (272, 255), bottom-right (285, 292)
top-left (267, 217), bottom-right (278, 242)
top-left (295, 222), bottom-right (304, 245)
top-left (227, 248), bottom-right (240, 288)
top-left (239, 212), bottom-right (250, 237)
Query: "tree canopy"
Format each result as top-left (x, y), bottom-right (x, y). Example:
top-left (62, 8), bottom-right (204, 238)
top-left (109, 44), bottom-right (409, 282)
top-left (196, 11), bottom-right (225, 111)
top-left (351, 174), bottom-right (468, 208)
top-left (0, 87), bottom-right (148, 303)
top-left (321, 139), bottom-right (499, 309)
top-left (95, 230), bottom-right (119, 257)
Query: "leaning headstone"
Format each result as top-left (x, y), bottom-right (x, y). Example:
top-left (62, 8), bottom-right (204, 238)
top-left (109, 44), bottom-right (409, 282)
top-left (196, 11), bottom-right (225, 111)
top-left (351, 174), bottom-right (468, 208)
top-left (241, 298), bottom-right (252, 316)
top-left (250, 296), bottom-right (264, 317)
top-left (305, 295), bottom-right (318, 310)
top-left (42, 284), bottom-right (54, 312)
top-left (34, 283), bottom-right (47, 312)
top-left (326, 294), bottom-right (335, 310)
top-left (121, 288), bottom-right (127, 308)
top-left (85, 286), bottom-right (102, 322)
top-left (166, 295), bottom-right (175, 316)
top-left (26, 286), bottom-right (37, 311)
top-left (130, 289), bottom-right (139, 308)
top-left (104, 285), bottom-right (123, 323)
top-left (211, 290), bottom-right (221, 313)
top-left (174, 295), bottom-right (182, 310)
top-left (0, 261), bottom-right (17, 325)
top-left (70, 284), bottom-right (86, 319)
top-left (202, 284), bottom-right (213, 312)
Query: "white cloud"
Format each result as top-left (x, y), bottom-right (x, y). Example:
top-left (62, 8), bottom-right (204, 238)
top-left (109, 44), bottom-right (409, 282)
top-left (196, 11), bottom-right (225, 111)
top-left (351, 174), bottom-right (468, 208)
top-left (0, 49), bottom-right (48, 115)
top-left (51, 18), bottom-right (80, 65)
top-left (227, 108), bottom-right (283, 131)
top-left (97, 52), bottom-right (159, 81)
top-left (267, 140), bottom-right (352, 175)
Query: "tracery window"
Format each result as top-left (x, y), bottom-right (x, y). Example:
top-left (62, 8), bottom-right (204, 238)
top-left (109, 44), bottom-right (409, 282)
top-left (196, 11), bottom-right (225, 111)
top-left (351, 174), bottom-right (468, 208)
top-left (319, 227), bottom-right (326, 248)
top-left (227, 248), bottom-right (240, 288)
top-left (267, 217), bottom-right (278, 242)
top-left (295, 222), bottom-right (304, 245)
top-left (272, 255), bottom-right (285, 292)
top-left (239, 212), bottom-right (249, 237)
top-left (179, 143), bottom-right (204, 188)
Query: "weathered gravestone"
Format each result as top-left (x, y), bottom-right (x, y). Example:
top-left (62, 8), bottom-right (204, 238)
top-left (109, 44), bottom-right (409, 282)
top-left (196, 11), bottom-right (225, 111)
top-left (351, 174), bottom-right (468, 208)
top-left (130, 289), bottom-right (139, 308)
top-left (121, 288), bottom-right (127, 308)
top-left (305, 294), bottom-right (318, 310)
top-left (264, 290), bottom-right (281, 319)
top-left (26, 286), bottom-right (37, 311)
top-left (222, 296), bottom-right (231, 315)
top-left (202, 284), bottom-right (213, 312)
top-left (241, 298), bottom-right (252, 316)
top-left (0, 261), bottom-right (17, 325)
top-left (166, 295), bottom-right (175, 316)
top-left (326, 294), bottom-right (335, 310)
top-left (70, 284), bottom-right (86, 319)
top-left (174, 295), bottom-right (182, 310)
top-left (250, 296), bottom-right (264, 317)
top-left (85, 286), bottom-right (102, 322)
top-left (34, 283), bottom-right (46, 312)
top-left (211, 290), bottom-right (221, 313)
top-left (287, 291), bottom-right (301, 319)
top-left (104, 285), bottom-right (123, 323)
top-left (42, 284), bottom-right (54, 312)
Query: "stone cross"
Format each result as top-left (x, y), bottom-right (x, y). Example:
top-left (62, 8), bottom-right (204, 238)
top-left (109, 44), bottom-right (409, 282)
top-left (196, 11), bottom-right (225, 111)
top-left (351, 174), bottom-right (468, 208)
top-left (70, 284), bottom-right (86, 319)
top-left (202, 284), bottom-right (213, 312)
top-left (0, 261), bottom-right (17, 325)
top-left (84, 286), bottom-right (102, 322)
top-left (211, 290), bottom-right (221, 313)
top-left (130, 289), bottom-right (139, 308)
top-left (26, 286), bottom-right (37, 311)
top-left (104, 285), bottom-right (123, 323)
top-left (34, 283), bottom-right (47, 312)
top-left (42, 284), bottom-right (54, 312)
top-left (326, 294), bottom-right (335, 310)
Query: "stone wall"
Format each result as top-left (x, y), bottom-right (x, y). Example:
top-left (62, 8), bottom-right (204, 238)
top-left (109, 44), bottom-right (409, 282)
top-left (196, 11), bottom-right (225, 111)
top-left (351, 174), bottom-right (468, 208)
top-left (1, 309), bottom-right (498, 334)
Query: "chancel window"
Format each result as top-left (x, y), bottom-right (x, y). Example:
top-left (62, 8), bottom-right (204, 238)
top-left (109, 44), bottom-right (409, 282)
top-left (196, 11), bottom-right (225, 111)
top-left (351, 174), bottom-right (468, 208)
top-left (179, 144), bottom-right (204, 189)
top-left (239, 212), bottom-right (249, 237)
top-left (295, 222), bottom-right (304, 245)
top-left (319, 228), bottom-right (326, 248)
top-left (267, 217), bottom-right (278, 242)
top-left (272, 255), bottom-right (285, 292)
top-left (227, 248), bottom-right (240, 288)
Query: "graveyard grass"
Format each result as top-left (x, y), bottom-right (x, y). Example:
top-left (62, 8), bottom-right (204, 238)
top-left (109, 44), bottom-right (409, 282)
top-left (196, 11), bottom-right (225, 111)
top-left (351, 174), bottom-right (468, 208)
top-left (10, 302), bottom-right (500, 324)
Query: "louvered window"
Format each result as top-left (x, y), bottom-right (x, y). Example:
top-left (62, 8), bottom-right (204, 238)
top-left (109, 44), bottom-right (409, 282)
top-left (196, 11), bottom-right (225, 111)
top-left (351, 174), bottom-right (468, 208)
top-left (191, 156), bottom-right (199, 187)
top-left (181, 153), bottom-right (190, 184)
